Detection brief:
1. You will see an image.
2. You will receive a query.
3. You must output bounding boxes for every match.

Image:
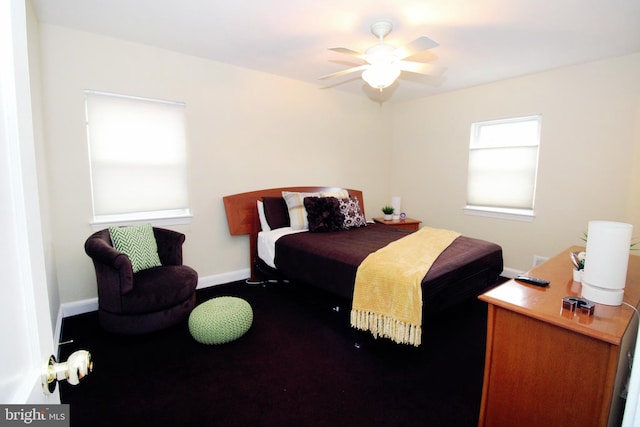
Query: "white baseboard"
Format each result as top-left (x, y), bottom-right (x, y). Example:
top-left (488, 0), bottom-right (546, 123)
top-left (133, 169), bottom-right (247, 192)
top-left (196, 268), bottom-right (250, 289)
top-left (60, 297), bottom-right (99, 318)
top-left (55, 265), bottom-right (516, 347)
top-left (501, 267), bottom-right (521, 279)
top-left (55, 268), bottom-right (251, 343)
top-left (54, 297), bottom-right (99, 356)
top-left (57, 265), bottom-right (518, 321)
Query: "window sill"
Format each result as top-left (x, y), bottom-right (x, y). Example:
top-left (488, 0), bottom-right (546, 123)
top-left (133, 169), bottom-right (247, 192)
top-left (463, 205), bottom-right (535, 222)
top-left (90, 209), bottom-right (192, 231)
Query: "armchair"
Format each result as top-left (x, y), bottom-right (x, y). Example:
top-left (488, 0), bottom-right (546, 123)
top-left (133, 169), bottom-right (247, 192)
top-left (85, 227), bottom-right (198, 334)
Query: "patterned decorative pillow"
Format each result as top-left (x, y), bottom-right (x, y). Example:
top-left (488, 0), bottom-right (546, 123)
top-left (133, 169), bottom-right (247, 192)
top-left (339, 197), bottom-right (367, 229)
top-left (304, 196), bottom-right (344, 232)
top-left (282, 191), bottom-right (320, 230)
top-left (109, 223), bottom-right (162, 273)
top-left (262, 197), bottom-right (290, 230)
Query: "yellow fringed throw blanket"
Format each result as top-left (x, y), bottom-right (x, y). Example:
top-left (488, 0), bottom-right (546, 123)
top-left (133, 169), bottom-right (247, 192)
top-left (350, 227), bottom-right (461, 347)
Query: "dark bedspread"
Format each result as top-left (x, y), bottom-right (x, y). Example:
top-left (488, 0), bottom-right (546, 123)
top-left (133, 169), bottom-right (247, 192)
top-left (273, 223), bottom-right (503, 313)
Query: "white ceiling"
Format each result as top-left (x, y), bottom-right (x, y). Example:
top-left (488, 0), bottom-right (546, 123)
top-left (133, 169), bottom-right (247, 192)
top-left (31, 0), bottom-right (640, 103)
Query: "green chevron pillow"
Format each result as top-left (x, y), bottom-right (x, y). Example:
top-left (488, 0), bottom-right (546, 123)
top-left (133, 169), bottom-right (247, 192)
top-left (109, 224), bottom-right (162, 273)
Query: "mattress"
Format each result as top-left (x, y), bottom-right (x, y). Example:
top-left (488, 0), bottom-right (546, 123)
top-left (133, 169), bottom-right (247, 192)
top-left (260, 223), bottom-right (503, 312)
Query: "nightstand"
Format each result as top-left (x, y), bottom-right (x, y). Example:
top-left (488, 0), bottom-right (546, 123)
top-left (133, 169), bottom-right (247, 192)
top-left (372, 217), bottom-right (421, 231)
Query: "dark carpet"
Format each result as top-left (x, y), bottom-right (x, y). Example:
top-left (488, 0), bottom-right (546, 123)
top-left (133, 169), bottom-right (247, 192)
top-left (59, 279), bottom-right (503, 427)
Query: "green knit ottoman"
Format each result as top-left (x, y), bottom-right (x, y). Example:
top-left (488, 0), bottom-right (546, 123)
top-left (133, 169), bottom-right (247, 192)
top-left (188, 297), bottom-right (253, 344)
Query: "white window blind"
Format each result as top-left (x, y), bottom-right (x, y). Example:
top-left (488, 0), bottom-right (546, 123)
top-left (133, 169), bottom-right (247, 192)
top-left (85, 90), bottom-right (190, 225)
top-left (466, 115), bottom-right (541, 218)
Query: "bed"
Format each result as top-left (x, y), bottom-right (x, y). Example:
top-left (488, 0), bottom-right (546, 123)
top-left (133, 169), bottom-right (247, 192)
top-left (223, 186), bottom-right (504, 319)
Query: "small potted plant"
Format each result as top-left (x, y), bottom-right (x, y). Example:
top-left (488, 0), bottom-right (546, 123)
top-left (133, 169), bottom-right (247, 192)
top-left (382, 206), bottom-right (394, 220)
top-left (570, 251), bottom-right (586, 282)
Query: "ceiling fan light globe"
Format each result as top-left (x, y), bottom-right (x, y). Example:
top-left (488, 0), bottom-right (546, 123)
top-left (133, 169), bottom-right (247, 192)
top-left (362, 64), bottom-right (401, 89)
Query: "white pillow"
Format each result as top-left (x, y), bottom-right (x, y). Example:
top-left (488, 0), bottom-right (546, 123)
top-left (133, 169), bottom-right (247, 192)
top-left (282, 191), bottom-right (320, 230)
top-left (257, 200), bottom-right (270, 232)
top-left (321, 189), bottom-right (349, 199)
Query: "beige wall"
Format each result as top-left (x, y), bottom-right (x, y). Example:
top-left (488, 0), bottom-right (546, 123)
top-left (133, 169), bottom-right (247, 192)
top-left (37, 21), bottom-right (640, 304)
top-left (391, 53), bottom-right (640, 271)
top-left (26, 1), bottom-right (59, 328)
top-left (38, 25), bottom-right (392, 303)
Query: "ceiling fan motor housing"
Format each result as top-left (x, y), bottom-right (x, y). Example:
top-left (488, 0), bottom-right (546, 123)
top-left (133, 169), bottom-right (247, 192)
top-left (370, 21), bottom-right (393, 40)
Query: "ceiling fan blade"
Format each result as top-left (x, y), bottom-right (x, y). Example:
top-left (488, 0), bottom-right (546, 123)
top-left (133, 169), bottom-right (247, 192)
top-left (393, 36), bottom-right (439, 60)
top-left (319, 64), bottom-right (369, 80)
top-left (328, 46), bottom-right (366, 59)
top-left (398, 61), bottom-right (445, 76)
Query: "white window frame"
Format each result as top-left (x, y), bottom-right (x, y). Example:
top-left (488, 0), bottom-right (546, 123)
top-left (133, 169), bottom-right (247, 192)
top-left (464, 115), bottom-right (542, 222)
top-left (85, 90), bottom-right (192, 230)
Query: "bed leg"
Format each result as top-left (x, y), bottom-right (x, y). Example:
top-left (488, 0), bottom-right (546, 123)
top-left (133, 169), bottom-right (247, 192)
top-left (329, 305), bottom-right (363, 349)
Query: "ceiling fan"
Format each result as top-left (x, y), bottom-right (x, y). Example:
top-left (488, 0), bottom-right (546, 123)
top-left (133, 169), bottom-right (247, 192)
top-left (320, 21), bottom-right (443, 91)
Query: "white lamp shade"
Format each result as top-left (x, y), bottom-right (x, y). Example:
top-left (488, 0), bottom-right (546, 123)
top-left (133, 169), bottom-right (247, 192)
top-left (581, 221), bottom-right (633, 306)
top-left (391, 196), bottom-right (401, 214)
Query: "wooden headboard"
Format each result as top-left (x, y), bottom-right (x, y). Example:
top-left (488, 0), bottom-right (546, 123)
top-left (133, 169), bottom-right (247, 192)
top-left (222, 186), bottom-right (365, 280)
top-left (223, 186), bottom-right (365, 235)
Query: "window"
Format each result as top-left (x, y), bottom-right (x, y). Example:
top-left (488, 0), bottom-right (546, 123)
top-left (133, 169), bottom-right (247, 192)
top-left (85, 90), bottom-right (191, 228)
top-left (465, 115), bottom-right (541, 221)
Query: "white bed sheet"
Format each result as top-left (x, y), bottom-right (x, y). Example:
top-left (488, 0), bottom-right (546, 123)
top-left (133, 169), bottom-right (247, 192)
top-left (257, 227), bottom-right (307, 269)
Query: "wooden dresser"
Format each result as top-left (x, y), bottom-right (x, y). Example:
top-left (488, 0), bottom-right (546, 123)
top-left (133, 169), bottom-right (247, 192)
top-left (478, 246), bottom-right (640, 427)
